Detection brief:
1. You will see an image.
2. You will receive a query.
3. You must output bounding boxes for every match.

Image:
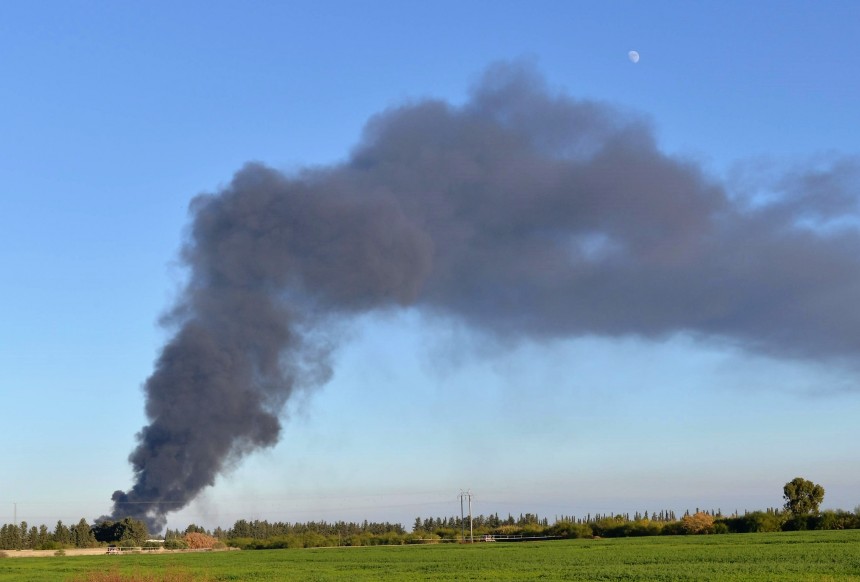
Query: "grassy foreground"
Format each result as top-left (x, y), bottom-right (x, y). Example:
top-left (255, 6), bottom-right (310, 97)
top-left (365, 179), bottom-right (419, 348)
top-left (1, 530), bottom-right (859, 581)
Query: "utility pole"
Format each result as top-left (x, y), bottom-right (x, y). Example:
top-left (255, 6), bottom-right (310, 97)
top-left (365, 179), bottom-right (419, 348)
top-left (458, 490), bottom-right (473, 543)
top-left (468, 492), bottom-right (473, 543)
top-left (459, 491), bottom-right (464, 541)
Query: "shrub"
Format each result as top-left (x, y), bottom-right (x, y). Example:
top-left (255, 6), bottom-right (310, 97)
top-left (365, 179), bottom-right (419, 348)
top-left (493, 525), bottom-right (521, 536)
top-left (55, 549), bottom-right (66, 556)
top-left (163, 538), bottom-right (189, 550)
top-left (592, 518), bottom-right (632, 538)
top-left (719, 511), bottom-right (784, 533)
top-left (224, 537), bottom-right (251, 549)
top-left (660, 521), bottom-right (686, 536)
top-left (626, 520), bottom-right (663, 537)
top-left (680, 512), bottom-right (715, 534)
top-left (547, 521), bottom-right (593, 539)
top-left (379, 531), bottom-right (405, 546)
top-left (183, 532), bottom-right (219, 549)
top-left (405, 532), bottom-right (441, 544)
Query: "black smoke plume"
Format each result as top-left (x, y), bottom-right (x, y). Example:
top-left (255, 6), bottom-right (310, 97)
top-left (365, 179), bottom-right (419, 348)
top-left (109, 62), bottom-right (860, 530)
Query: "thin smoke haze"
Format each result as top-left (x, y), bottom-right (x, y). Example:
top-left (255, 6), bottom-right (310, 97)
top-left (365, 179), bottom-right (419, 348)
top-left (108, 62), bottom-right (860, 530)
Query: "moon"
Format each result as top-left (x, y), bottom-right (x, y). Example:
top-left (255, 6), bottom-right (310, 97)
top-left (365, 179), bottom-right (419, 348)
top-left (628, 50), bottom-right (640, 64)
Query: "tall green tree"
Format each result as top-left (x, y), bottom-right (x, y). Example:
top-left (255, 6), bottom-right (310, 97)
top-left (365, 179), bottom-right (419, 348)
top-left (54, 520), bottom-right (71, 546)
top-left (73, 518), bottom-right (97, 548)
top-left (0, 524), bottom-right (20, 549)
top-left (27, 526), bottom-right (38, 549)
top-left (91, 518), bottom-right (149, 546)
top-left (783, 477), bottom-right (825, 516)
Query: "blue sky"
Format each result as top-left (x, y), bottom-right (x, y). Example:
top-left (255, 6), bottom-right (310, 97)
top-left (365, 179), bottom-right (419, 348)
top-left (2, 0), bottom-right (859, 530)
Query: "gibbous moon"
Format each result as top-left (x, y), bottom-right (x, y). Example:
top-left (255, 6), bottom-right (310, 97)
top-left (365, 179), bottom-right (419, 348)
top-left (628, 50), bottom-right (640, 63)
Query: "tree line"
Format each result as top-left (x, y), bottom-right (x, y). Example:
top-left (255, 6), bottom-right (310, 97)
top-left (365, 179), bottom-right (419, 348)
top-left (0, 517), bottom-right (149, 551)
top-left (2, 477), bottom-right (855, 551)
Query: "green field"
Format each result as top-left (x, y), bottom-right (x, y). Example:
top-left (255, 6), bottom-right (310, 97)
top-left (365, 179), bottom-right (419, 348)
top-left (2, 530), bottom-right (860, 581)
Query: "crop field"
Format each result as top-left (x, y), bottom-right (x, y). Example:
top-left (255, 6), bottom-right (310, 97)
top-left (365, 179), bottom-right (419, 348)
top-left (1, 530), bottom-right (859, 581)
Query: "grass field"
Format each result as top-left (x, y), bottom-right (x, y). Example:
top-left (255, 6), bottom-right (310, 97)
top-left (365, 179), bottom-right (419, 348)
top-left (2, 530), bottom-right (859, 581)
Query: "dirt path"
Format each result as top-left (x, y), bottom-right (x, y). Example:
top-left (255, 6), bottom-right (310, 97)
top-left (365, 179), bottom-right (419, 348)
top-left (2, 548), bottom-right (164, 558)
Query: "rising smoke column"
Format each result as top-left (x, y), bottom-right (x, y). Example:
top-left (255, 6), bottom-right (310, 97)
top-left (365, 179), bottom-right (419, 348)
top-left (110, 62), bottom-right (860, 530)
top-left (109, 168), bottom-right (433, 530)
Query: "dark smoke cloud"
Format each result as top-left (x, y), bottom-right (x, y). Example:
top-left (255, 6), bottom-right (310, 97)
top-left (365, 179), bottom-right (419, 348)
top-left (109, 62), bottom-right (860, 530)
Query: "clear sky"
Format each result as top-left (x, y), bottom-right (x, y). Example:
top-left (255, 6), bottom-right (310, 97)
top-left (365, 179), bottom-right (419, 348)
top-left (1, 0), bottom-right (859, 531)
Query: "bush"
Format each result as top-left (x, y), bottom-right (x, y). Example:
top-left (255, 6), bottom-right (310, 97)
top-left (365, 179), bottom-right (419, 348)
top-left (301, 532), bottom-right (333, 548)
top-left (626, 520), bottom-right (664, 537)
top-left (183, 532), bottom-right (219, 549)
top-left (54, 549), bottom-right (66, 556)
top-left (493, 525), bottom-right (520, 536)
top-left (680, 512), bottom-right (715, 534)
top-left (660, 521), bottom-right (686, 536)
top-left (379, 531), bottom-right (405, 546)
top-left (592, 518), bottom-right (633, 538)
top-left (809, 510), bottom-right (857, 531)
top-left (224, 537), bottom-right (251, 549)
top-left (782, 515), bottom-right (810, 531)
top-left (718, 511), bottom-right (784, 533)
top-left (163, 538), bottom-right (189, 550)
top-left (404, 532), bottom-right (441, 544)
top-left (547, 521), bottom-right (593, 539)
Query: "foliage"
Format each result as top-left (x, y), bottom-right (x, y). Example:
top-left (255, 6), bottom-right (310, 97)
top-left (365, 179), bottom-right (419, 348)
top-left (680, 512), bottom-right (715, 534)
top-left (54, 521), bottom-right (72, 546)
top-left (546, 520), bottom-right (593, 539)
top-left (183, 532), bottom-right (219, 549)
top-left (718, 511), bottom-right (786, 533)
top-left (813, 509), bottom-right (858, 530)
top-left (74, 518), bottom-right (98, 548)
top-left (591, 517), bottom-right (670, 538)
top-left (783, 477), bottom-right (825, 517)
top-left (164, 538), bottom-right (189, 550)
top-left (404, 531), bottom-right (441, 544)
top-left (226, 518), bottom-right (404, 540)
top-left (92, 518), bottom-right (149, 547)
top-left (54, 548), bottom-right (66, 556)
top-left (1, 483), bottom-right (859, 553)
